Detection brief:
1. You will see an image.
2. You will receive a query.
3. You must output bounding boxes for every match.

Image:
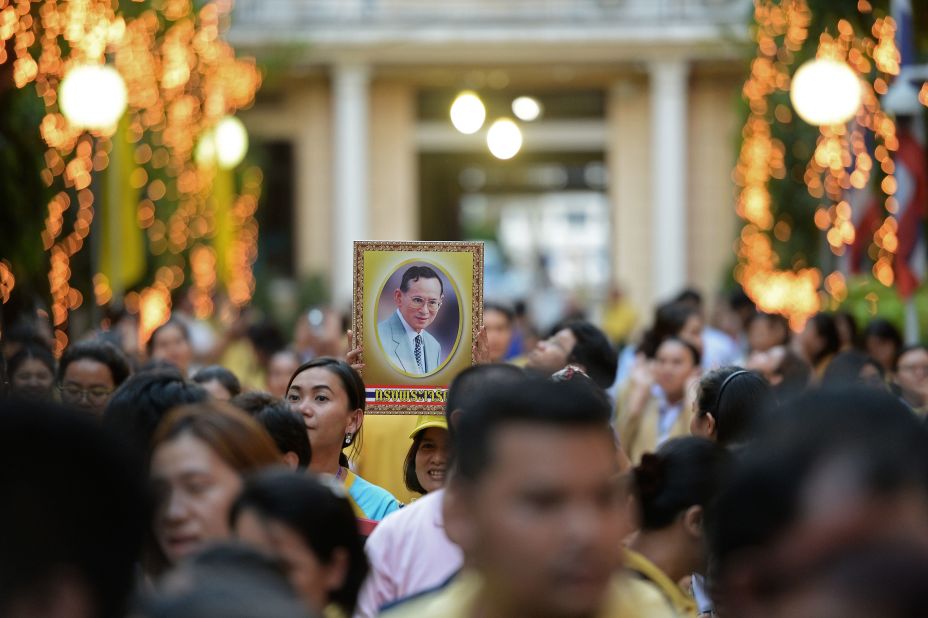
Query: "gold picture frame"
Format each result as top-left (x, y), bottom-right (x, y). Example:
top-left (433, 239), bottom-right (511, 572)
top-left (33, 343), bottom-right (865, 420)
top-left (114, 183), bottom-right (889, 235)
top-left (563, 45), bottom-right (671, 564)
top-left (353, 240), bottom-right (484, 413)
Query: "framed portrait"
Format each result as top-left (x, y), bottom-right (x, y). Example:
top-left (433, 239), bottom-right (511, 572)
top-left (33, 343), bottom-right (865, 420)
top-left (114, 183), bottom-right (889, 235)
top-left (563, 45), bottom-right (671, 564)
top-left (353, 240), bottom-right (484, 413)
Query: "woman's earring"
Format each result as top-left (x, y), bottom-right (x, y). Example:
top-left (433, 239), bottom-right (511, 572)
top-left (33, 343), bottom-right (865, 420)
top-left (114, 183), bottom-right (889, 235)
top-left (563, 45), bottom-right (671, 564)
top-left (344, 433), bottom-right (353, 446)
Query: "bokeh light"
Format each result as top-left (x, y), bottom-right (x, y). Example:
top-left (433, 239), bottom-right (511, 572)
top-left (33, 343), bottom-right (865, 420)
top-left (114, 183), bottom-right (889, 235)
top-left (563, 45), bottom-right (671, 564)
top-left (59, 64), bottom-right (128, 131)
top-left (790, 58), bottom-right (863, 126)
top-left (512, 96), bottom-right (542, 122)
top-left (450, 91), bottom-right (486, 134)
top-left (486, 118), bottom-right (522, 160)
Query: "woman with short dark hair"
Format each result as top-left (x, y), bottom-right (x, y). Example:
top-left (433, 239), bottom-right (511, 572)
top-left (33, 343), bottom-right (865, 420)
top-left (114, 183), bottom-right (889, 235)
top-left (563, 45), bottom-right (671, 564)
top-left (403, 415), bottom-right (450, 495)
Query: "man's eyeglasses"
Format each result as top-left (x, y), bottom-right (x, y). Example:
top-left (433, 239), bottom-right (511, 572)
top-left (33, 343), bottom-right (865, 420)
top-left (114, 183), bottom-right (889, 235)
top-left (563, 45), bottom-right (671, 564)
top-left (58, 385), bottom-right (114, 403)
top-left (408, 296), bottom-right (442, 312)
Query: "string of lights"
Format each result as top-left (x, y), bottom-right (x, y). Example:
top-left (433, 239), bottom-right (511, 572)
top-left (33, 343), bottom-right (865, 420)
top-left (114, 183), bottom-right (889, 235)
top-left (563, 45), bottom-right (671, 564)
top-left (734, 0), bottom-right (901, 330)
top-left (1, 0), bottom-right (261, 352)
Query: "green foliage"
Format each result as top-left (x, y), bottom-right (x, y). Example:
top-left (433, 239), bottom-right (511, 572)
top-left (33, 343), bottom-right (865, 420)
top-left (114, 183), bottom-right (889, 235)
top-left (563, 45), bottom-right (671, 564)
top-left (0, 82), bottom-right (52, 305)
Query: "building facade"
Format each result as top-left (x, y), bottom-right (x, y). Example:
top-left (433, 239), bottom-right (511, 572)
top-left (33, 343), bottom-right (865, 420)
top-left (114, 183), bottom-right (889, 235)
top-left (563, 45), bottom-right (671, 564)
top-left (230, 0), bottom-right (752, 316)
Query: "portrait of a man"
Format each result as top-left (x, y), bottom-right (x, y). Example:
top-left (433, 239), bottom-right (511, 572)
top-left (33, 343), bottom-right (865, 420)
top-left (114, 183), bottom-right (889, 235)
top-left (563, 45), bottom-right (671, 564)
top-left (377, 265), bottom-right (446, 376)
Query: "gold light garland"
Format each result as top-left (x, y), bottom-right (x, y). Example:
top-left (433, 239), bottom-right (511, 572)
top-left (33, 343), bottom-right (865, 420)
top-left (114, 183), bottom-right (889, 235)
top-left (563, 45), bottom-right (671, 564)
top-left (735, 0), bottom-right (901, 330)
top-left (1, 0), bottom-right (261, 352)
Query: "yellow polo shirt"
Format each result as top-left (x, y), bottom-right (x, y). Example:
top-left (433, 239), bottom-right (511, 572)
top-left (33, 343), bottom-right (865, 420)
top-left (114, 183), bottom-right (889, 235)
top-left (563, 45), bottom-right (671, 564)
top-left (623, 548), bottom-right (698, 617)
top-left (380, 569), bottom-right (677, 618)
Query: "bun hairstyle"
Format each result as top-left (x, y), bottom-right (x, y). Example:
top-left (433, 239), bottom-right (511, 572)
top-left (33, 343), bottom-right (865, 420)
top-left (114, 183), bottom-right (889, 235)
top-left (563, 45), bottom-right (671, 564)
top-left (633, 437), bottom-right (729, 531)
top-left (696, 366), bottom-right (771, 446)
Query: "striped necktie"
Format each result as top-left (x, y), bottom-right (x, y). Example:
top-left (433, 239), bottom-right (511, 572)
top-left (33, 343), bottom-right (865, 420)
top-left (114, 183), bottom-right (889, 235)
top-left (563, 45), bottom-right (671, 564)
top-left (414, 334), bottom-right (424, 372)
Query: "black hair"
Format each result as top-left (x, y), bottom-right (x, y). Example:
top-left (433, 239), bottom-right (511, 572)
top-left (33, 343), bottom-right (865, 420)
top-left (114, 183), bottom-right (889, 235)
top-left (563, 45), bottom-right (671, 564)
top-left (452, 377), bottom-right (613, 483)
top-left (559, 320), bottom-right (618, 389)
top-left (145, 318), bottom-right (190, 356)
top-left (484, 301), bottom-right (515, 323)
top-left (638, 302), bottom-right (702, 359)
top-left (141, 542), bottom-right (308, 618)
top-left (747, 312), bottom-right (791, 345)
top-left (286, 357), bottom-right (365, 465)
top-left (821, 351), bottom-right (885, 387)
top-left (231, 392), bottom-right (312, 470)
top-left (403, 425), bottom-right (449, 495)
top-left (707, 387), bottom-right (928, 584)
top-left (658, 336), bottom-right (702, 367)
top-left (7, 343), bottom-right (55, 379)
top-left (192, 365), bottom-right (242, 398)
top-left (897, 344), bottom-right (928, 371)
top-left (633, 437), bottom-right (729, 530)
top-left (102, 368), bottom-right (209, 455)
top-left (399, 265), bottom-right (443, 296)
top-left (3, 320), bottom-right (51, 350)
top-left (445, 363), bottom-right (525, 432)
top-left (807, 313), bottom-right (841, 365)
top-left (696, 366), bottom-right (771, 446)
top-left (770, 348), bottom-right (812, 404)
top-left (58, 339), bottom-right (132, 387)
top-left (404, 432), bottom-right (429, 495)
top-left (230, 470), bottom-right (369, 614)
top-left (246, 319), bottom-right (287, 359)
top-left (0, 398), bottom-right (147, 618)
top-left (834, 310), bottom-right (859, 347)
top-left (674, 288), bottom-right (703, 308)
top-left (864, 318), bottom-right (903, 349)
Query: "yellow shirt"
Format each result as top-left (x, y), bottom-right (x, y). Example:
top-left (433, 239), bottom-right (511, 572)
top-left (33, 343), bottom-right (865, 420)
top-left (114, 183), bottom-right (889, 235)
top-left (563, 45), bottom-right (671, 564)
top-left (380, 569), bottom-right (677, 618)
top-left (353, 415), bottom-right (420, 505)
top-left (623, 548), bottom-right (698, 617)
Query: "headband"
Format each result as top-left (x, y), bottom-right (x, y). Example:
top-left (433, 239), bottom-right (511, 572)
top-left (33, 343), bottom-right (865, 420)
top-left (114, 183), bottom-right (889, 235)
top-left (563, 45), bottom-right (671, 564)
top-left (715, 369), bottom-right (751, 410)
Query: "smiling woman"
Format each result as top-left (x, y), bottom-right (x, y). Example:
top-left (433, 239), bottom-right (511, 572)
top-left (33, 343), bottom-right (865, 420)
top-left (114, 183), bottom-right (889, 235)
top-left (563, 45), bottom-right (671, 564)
top-left (404, 415), bottom-right (451, 495)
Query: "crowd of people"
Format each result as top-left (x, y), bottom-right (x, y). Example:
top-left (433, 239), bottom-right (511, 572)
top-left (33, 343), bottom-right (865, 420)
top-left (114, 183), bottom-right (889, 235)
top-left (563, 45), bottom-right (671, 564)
top-left (3, 284), bottom-right (928, 618)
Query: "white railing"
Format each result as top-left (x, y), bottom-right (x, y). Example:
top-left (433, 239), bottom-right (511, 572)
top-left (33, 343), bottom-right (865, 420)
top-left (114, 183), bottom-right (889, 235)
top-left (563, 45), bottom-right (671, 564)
top-left (231, 0), bottom-right (750, 30)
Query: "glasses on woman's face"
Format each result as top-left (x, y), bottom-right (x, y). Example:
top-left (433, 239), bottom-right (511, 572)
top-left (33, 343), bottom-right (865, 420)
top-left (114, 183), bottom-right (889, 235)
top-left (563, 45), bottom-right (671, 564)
top-left (59, 384), bottom-right (114, 404)
top-left (408, 296), bottom-right (442, 312)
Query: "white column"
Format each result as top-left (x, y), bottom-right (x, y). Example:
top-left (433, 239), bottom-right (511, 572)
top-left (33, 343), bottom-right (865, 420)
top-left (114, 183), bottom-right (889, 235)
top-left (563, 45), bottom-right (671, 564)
top-left (649, 59), bottom-right (689, 302)
top-left (332, 62), bottom-right (370, 309)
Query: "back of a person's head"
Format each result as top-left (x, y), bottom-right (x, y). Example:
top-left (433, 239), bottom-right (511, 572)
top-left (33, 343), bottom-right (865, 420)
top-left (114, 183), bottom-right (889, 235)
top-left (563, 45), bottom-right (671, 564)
top-left (192, 365), bottom-right (242, 398)
top-left (709, 387), bottom-right (928, 577)
top-left (0, 398), bottom-right (147, 618)
top-left (58, 339), bottom-right (132, 386)
top-left (821, 350), bottom-right (884, 387)
top-left (445, 363), bottom-right (524, 425)
top-left (772, 347), bottom-right (812, 403)
top-left (231, 470), bottom-right (366, 614)
top-left (152, 401), bottom-right (282, 474)
top-left (697, 367), bottom-right (772, 446)
top-left (633, 437), bottom-right (729, 530)
top-left (230, 391), bottom-right (309, 469)
top-left (452, 377), bottom-right (612, 483)
top-left (231, 390), bottom-right (279, 415)
top-left (103, 368), bottom-right (208, 454)
top-left (142, 542), bottom-right (311, 618)
top-left (560, 320), bottom-right (617, 389)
